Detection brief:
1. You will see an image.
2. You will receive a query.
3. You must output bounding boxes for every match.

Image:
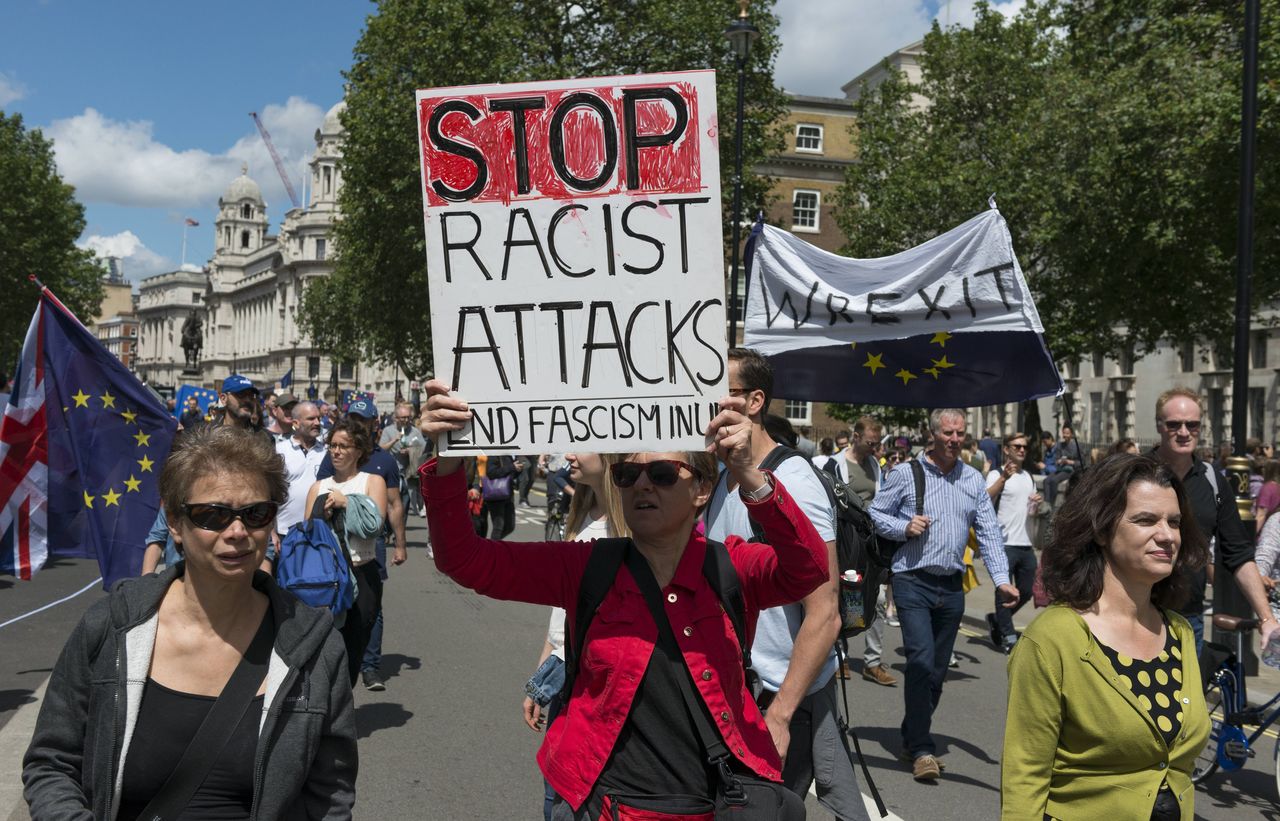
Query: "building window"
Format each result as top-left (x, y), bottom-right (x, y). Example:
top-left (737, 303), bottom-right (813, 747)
top-left (1118, 346), bottom-right (1133, 375)
top-left (241, 203), bottom-right (252, 219)
top-left (795, 123), bottom-right (823, 153)
top-left (1089, 391), bottom-right (1103, 445)
top-left (1179, 341), bottom-right (1194, 373)
top-left (323, 166), bottom-right (332, 195)
top-left (224, 226), bottom-right (232, 248)
top-left (307, 356), bottom-right (321, 378)
top-left (1065, 359), bottom-right (1080, 379)
top-left (316, 239), bottom-right (326, 261)
top-left (192, 292), bottom-right (201, 303)
top-left (1252, 330), bottom-right (1268, 369)
top-left (240, 230), bottom-right (250, 249)
top-left (339, 361), bottom-right (354, 380)
top-left (1092, 351), bottom-right (1104, 378)
top-left (792, 190), bottom-right (819, 232)
top-left (1114, 392), bottom-right (1130, 439)
top-left (783, 399), bottom-right (811, 425)
top-left (1250, 387), bottom-right (1266, 441)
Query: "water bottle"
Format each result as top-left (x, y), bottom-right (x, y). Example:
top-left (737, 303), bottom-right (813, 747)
top-left (1264, 627), bottom-right (1280, 669)
top-left (840, 570), bottom-right (865, 629)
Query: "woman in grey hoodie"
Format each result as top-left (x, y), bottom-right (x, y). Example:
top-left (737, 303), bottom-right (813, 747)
top-left (23, 426), bottom-right (357, 820)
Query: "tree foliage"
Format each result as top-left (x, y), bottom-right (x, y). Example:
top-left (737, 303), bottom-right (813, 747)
top-left (834, 0), bottom-right (1279, 363)
top-left (301, 0), bottom-right (788, 380)
top-left (825, 403), bottom-right (929, 435)
top-left (0, 111), bottom-right (103, 374)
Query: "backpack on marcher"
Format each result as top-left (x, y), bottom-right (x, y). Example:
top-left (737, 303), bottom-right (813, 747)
top-left (756, 445), bottom-right (888, 640)
top-left (276, 498), bottom-right (355, 616)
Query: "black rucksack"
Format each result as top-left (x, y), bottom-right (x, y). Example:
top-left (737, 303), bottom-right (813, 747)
top-left (755, 445), bottom-right (887, 640)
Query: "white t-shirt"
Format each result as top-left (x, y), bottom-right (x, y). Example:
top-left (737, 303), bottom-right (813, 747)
top-left (275, 437), bottom-right (327, 534)
top-left (546, 514), bottom-right (609, 660)
top-left (315, 472), bottom-right (375, 564)
top-left (985, 469), bottom-right (1035, 547)
top-left (705, 455), bottom-right (837, 694)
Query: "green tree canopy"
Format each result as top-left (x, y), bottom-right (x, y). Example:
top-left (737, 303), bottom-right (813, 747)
top-left (0, 111), bottom-right (103, 373)
top-left (301, 0), bottom-right (788, 381)
top-left (834, 0), bottom-right (1278, 363)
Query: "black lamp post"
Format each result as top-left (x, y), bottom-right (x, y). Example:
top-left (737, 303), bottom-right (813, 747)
top-left (724, 0), bottom-right (759, 344)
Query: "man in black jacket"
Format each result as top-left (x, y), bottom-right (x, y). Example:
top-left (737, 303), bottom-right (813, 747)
top-left (1151, 387), bottom-right (1277, 654)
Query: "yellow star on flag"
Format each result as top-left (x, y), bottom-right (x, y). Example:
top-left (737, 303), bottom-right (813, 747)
top-left (930, 332), bottom-right (952, 348)
top-left (102, 488), bottom-right (122, 507)
top-left (133, 431), bottom-right (151, 447)
top-left (83, 490), bottom-right (94, 508)
top-left (924, 366), bottom-right (942, 379)
top-left (99, 391), bottom-right (116, 409)
top-left (121, 409), bottom-right (137, 424)
top-left (138, 455), bottom-right (155, 473)
top-left (931, 355), bottom-right (956, 370)
top-left (896, 369), bottom-right (917, 385)
top-left (863, 353), bottom-right (886, 375)
top-left (72, 389), bottom-right (90, 408)
top-left (124, 475), bottom-right (142, 493)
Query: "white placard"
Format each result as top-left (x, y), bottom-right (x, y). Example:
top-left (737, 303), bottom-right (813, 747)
top-left (416, 71), bottom-right (727, 455)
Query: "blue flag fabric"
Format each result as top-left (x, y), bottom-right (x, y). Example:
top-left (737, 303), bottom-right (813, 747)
top-left (280, 368), bottom-right (293, 389)
top-left (173, 384), bottom-right (218, 420)
top-left (2, 291), bottom-right (177, 586)
top-left (743, 210), bottom-right (1062, 408)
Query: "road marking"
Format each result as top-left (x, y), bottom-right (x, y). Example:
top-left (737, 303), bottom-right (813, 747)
top-left (809, 784), bottom-right (904, 820)
top-left (0, 677), bottom-right (48, 819)
top-left (0, 577), bottom-right (102, 631)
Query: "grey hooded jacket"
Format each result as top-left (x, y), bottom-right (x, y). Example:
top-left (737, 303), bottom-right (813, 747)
top-left (22, 565), bottom-right (357, 820)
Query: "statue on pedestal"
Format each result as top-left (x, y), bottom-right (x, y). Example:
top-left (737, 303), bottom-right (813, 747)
top-left (180, 310), bottom-right (203, 372)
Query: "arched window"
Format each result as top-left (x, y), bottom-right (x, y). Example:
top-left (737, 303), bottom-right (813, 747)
top-left (241, 203), bottom-right (252, 219)
top-left (323, 166), bottom-right (332, 196)
top-left (241, 230), bottom-right (250, 249)
top-left (224, 227), bottom-right (232, 247)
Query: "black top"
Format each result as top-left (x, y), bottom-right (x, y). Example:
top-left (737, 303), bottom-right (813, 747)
top-left (1177, 458), bottom-right (1253, 615)
top-left (595, 608), bottom-right (714, 801)
top-left (1097, 625), bottom-right (1184, 748)
top-left (118, 679), bottom-right (264, 821)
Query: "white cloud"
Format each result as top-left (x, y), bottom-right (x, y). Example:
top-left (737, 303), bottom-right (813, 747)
top-left (80, 230), bottom-right (175, 280)
top-left (773, 0), bottom-right (1028, 98)
top-left (45, 96), bottom-right (327, 212)
top-left (0, 71), bottom-right (26, 107)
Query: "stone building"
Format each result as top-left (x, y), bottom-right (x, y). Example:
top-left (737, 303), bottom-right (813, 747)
top-left (135, 101), bottom-right (400, 402)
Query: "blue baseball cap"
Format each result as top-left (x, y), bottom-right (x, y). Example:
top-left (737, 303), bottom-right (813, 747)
top-left (347, 398), bottom-right (377, 418)
top-left (222, 374), bottom-right (259, 395)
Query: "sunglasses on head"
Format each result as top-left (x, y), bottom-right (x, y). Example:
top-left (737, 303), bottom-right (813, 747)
top-left (182, 501), bottom-right (279, 531)
top-left (610, 460), bottom-right (699, 488)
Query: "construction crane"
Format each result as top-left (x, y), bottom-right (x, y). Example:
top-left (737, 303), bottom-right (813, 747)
top-left (249, 112), bottom-right (302, 209)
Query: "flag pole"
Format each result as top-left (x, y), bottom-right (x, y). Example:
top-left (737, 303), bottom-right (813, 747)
top-left (181, 222), bottom-right (189, 269)
top-left (28, 274), bottom-right (46, 291)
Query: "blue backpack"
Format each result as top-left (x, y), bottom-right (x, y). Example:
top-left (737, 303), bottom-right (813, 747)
top-left (276, 500), bottom-right (355, 616)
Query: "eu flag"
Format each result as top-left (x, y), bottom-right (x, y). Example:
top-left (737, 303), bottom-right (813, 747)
top-left (0, 289), bottom-right (176, 587)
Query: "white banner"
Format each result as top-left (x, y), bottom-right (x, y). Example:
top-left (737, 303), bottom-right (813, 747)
top-left (416, 71), bottom-right (727, 455)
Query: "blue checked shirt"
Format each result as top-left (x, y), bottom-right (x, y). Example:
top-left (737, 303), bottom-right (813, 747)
top-left (869, 455), bottom-right (1010, 586)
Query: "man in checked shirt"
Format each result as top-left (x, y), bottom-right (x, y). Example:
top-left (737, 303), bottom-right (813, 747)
top-left (869, 408), bottom-right (1019, 783)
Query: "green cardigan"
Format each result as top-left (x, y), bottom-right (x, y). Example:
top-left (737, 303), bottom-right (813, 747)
top-left (1001, 604), bottom-right (1210, 820)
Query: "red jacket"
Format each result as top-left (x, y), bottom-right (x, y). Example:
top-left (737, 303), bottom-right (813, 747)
top-left (420, 460), bottom-right (829, 810)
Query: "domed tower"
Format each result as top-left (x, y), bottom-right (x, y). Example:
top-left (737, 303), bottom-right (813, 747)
top-left (310, 100), bottom-right (345, 209)
top-left (215, 164), bottom-right (269, 255)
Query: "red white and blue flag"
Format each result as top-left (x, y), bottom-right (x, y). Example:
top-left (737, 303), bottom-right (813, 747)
top-left (0, 288), bottom-right (176, 586)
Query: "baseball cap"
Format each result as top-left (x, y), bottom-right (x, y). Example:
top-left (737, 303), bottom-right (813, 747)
top-left (347, 398), bottom-right (377, 418)
top-left (277, 392), bottom-right (299, 409)
top-left (222, 374), bottom-right (259, 395)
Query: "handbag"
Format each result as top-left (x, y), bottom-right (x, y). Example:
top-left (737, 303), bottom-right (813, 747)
top-left (481, 473), bottom-right (513, 501)
top-left (135, 613), bottom-right (275, 820)
top-left (625, 548), bottom-right (806, 821)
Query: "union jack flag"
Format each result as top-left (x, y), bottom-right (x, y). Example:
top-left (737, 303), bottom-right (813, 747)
top-left (1, 288), bottom-right (176, 585)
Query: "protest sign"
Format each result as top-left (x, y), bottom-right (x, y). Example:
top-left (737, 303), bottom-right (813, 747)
top-left (416, 71), bottom-right (727, 455)
top-left (744, 208), bottom-right (1062, 407)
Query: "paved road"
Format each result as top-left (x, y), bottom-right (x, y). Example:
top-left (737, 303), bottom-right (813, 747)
top-left (2, 495), bottom-right (1279, 819)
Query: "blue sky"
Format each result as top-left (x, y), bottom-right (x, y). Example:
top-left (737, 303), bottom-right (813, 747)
top-left (0, 0), bottom-right (1020, 284)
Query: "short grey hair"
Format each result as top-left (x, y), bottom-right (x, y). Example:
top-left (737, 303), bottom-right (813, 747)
top-left (929, 408), bottom-right (967, 435)
top-left (291, 400), bottom-right (319, 421)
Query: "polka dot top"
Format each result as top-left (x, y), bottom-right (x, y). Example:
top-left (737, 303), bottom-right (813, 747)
top-left (1097, 625), bottom-right (1184, 747)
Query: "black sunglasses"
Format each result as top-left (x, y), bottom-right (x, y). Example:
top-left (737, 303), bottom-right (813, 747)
top-left (610, 460), bottom-right (699, 488)
top-left (182, 501), bottom-right (279, 531)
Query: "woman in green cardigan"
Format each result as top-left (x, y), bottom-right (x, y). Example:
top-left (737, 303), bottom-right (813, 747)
top-left (1002, 454), bottom-right (1211, 821)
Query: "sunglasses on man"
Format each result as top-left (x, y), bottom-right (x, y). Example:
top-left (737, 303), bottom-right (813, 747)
top-left (182, 501), bottom-right (280, 531)
top-left (610, 460), bottom-right (700, 488)
top-left (1160, 419), bottom-right (1201, 434)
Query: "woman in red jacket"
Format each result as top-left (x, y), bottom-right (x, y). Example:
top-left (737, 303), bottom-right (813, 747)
top-left (420, 380), bottom-right (828, 821)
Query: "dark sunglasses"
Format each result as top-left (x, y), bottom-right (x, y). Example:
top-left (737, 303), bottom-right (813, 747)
top-left (1161, 419), bottom-right (1201, 434)
top-left (182, 501), bottom-right (279, 531)
top-left (610, 460), bottom-right (699, 488)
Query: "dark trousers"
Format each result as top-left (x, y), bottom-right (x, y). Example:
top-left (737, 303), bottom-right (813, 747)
top-left (517, 461), bottom-right (536, 504)
top-left (993, 545), bottom-right (1037, 643)
top-left (340, 562), bottom-right (384, 687)
top-left (483, 498), bottom-right (515, 539)
top-left (892, 570), bottom-right (965, 758)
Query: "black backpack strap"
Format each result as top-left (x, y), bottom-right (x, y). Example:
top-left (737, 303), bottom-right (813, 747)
top-left (564, 537), bottom-right (629, 700)
top-left (834, 642), bottom-right (889, 817)
top-left (909, 458), bottom-right (925, 516)
top-left (702, 540), bottom-right (754, 687)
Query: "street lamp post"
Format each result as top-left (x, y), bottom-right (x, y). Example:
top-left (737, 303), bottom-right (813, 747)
top-left (724, 0), bottom-right (759, 345)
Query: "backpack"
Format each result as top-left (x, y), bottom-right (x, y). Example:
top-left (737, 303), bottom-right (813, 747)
top-left (276, 498), bottom-right (355, 616)
top-left (756, 445), bottom-right (887, 640)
